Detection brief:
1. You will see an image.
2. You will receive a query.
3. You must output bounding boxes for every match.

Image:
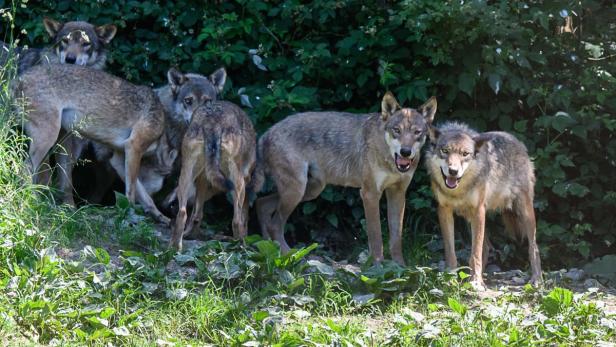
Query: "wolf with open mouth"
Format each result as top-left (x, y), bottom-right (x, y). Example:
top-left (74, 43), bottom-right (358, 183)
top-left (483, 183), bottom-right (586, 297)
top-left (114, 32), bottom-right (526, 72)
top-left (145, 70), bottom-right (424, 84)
top-left (425, 121), bottom-right (542, 290)
top-left (253, 92), bottom-right (437, 265)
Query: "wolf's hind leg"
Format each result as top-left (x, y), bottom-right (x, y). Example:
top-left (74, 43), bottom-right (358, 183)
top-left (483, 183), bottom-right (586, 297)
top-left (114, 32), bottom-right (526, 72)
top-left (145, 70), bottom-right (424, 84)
top-left (56, 134), bottom-right (87, 206)
top-left (269, 163), bottom-right (308, 253)
top-left (508, 193), bottom-right (542, 285)
top-left (256, 194), bottom-right (278, 240)
top-left (184, 174), bottom-right (214, 240)
top-left (25, 108), bottom-right (61, 185)
top-left (230, 165), bottom-right (247, 240)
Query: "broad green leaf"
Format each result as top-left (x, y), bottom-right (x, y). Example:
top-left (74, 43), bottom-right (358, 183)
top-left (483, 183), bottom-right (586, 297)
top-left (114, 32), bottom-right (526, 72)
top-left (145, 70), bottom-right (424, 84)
top-left (448, 297), bottom-right (467, 315)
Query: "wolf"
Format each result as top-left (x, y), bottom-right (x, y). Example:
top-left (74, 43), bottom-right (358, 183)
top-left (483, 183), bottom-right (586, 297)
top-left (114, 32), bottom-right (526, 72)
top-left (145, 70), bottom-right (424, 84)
top-left (1, 17), bottom-right (116, 74)
top-left (253, 92), bottom-right (437, 264)
top-left (170, 101), bottom-right (256, 251)
top-left (425, 121), bottom-right (542, 289)
top-left (16, 63), bottom-right (227, 222)
top-left (1, 18), bottom-right (117, 192)
top-left (68, 67), bottom-right (228, 205)
top-left (14, 63), bottom-right (171, 222)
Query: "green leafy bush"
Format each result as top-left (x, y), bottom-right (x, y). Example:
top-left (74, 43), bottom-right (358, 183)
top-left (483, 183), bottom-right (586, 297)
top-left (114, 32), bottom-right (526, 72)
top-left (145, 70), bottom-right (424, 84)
top-left (2, 0), bottom-right (615, 266)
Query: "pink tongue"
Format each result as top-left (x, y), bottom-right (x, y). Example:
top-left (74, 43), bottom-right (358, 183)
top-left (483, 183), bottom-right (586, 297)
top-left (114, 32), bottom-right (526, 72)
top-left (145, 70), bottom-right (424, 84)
top-left (445, 176), bottom-right (458, 188)
top-left (396, 156), bottom-right (411, 166)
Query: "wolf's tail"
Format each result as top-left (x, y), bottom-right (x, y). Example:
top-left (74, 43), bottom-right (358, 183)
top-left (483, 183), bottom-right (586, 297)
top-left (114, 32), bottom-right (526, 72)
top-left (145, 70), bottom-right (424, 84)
top-left (246, 138), bottom-right (265, 200)
top-left (204, 130), bottom-right (234, 192)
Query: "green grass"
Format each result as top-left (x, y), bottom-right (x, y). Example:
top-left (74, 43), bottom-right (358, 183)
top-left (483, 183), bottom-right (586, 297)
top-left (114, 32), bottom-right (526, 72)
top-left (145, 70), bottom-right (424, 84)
top-left (1, 48), bottom-right (615, 347)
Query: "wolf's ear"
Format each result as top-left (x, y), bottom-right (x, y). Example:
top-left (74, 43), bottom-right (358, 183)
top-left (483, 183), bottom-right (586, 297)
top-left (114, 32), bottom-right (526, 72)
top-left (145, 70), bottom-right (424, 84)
top-left (381, 91), bottom-right (400, 120)
top-left (95, 24), bottom-right (117, 44)
top-left (209, 67), bottom-right (227, 94)
top-left (428, 125), bottom-right (440, 143)
top-left (473, 133), bottom-right (492, 151)
top-left (419, 96), bottom-right (437, 123)
top-left (43, 17), bottom-right (63, 38)
top-left (167, 68), bottom-right (187, 94)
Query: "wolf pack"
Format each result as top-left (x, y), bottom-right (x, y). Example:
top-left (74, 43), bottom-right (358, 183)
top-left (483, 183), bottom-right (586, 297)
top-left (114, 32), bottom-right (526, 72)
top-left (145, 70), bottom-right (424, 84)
top-left (4, 18), bottom-right (542, 290)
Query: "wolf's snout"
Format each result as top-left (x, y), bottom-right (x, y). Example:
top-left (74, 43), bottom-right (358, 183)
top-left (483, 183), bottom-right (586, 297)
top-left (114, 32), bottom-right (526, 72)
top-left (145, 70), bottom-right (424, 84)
top-left (65, 54), bottom-right (77, 64)
top-left (400, 147), bottom-right (413, 158)
top-left (448, 168), bottom-right (458, 176)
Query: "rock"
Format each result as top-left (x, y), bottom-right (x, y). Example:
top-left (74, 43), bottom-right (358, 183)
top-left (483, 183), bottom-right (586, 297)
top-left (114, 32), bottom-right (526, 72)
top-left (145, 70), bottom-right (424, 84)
top-left (564, 268), bottom-right (585, 281)
top-left (438, 260), bottom-right (446, 272)
top-left (485, 264), bottom-right (501, 274)
top-left (583, 278), bottom-right (605, 290)
top-left (583, 255), bottom-right (616, 286)
top-left (493, 269), bottom-right (524, 280)
top-left (512, 276), bottom-right (526, 285)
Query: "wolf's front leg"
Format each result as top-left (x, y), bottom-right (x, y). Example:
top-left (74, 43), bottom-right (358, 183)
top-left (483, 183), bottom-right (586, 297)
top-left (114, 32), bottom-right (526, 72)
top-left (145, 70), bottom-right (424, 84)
top-left (386, 183), bottom-right (408, 265)
top-left (360, 186), bottom-right (384, 263)
top-left (469, 203), bottom-right (487, 291)
top-left (109, 152), bottom-right (169, 225)
top-left (437, 205), bottom-right (456, 269)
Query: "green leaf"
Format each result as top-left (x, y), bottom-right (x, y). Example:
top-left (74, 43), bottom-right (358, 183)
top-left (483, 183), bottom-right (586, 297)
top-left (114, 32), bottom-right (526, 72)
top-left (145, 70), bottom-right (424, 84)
top-left (552, 112), bottom-right (576, 133)
top-left (302, 202), bottom-right (317, 215)
top-left (541, 287), bottom-right (573, 316)
top-left (488, 73), bottom-right (501, 95)
top-left (326, 213), bottom-right (339, 228)
top-left (254, 240), bottom-right (281, 260)
top-left (458, 72), bottom-right (476, 96)
top-left (252, 310), bottom-right (269, 322)
top-left (114, 192), bottom-right (130, 210)
top-left (95, 248), bottom-right (110, 265)
top-left (287, 277), bottom-right (305, 291)
top-left (307, 259), bottom-right (335, 276)
top-left (447, 297), bottom-right (467, 315)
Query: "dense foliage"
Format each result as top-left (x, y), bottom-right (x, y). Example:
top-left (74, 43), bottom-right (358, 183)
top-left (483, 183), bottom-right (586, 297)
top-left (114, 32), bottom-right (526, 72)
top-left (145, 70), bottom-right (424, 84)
top-left (2, 0), bottom-right (615, 267)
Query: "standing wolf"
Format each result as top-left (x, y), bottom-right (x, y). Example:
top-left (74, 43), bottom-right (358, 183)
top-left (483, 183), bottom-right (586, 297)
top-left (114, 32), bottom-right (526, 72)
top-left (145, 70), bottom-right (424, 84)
top-left (425, 122), bottom-right (542, 289)
top-left (170, 101), bottom-right (256, 251)
top-left (15, 64), bottom-right (167, 221)
top-left (69, 67), bottom-right (228, 205)
top-left (254, 92), bottom-right (437, 264)
top-left (15, 64), bottom-right (227, 223)
top-left (1, 17), bottom-right (117, 202)
top-left (1, 17), bottom-right (116, 73)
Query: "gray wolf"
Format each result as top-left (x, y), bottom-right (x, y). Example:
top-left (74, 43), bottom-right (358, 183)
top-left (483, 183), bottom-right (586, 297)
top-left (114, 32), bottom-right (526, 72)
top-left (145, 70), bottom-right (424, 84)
top-left (78, 67), bottom-right (228, 205)
top-left (425, 121), bottom-right (542, 289)
top-left (14, 63), bottom-right (170, 222)
top-left (170, 101), bottom-right (256, 251)
top-left (1, 18), bottom-right (117, 193)
top-left (1, 17), bottom-right (116, 74)
top-left (253, 92), bottom-right (437, 264)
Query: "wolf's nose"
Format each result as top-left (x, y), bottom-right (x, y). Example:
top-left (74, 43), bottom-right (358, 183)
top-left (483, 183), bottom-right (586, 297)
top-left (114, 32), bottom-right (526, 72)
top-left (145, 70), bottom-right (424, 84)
top-left (400, 147), bottom-right (413, 158)
top-left (65, 55), bottom-right (77, 64)
top-left (448, 168), bottom-right (458, 176)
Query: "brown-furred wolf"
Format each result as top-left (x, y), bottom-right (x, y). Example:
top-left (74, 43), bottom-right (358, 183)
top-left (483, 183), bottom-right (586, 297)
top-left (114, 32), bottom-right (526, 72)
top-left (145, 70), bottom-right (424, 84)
top-left (79, 67), bottom-right (228, 206)
top-left (1, 17), bottom-right (116, 74)
top-left (425, 121), bottom-right (542, 289)
top-left (1, 17), bottom-right (117, 198)
top-left (253, 92), bottom-right (437, 264)
top-left (14, 64), bottom-right (227, 223)
top-left (170, 101), bottom-right (256, 251)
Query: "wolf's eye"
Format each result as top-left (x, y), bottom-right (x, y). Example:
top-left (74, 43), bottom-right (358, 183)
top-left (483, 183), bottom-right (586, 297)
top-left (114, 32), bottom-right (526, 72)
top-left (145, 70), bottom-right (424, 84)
top-left (462, 151), bottom-right (470, 157)
top-left (440, 148), bottom-right (449, 155)
top-left (62, 38), bottom-right (69, 44)
top-left (414, 130), bottom-right (423, 136)
top-left (392, 127), bottom-right (401, 135)
top-left (183, 97), bottom-right (193, 106)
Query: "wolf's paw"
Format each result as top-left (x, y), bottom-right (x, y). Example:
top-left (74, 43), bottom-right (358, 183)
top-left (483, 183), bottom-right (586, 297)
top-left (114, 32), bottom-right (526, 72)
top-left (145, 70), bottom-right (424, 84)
top-left (155, 214), bottom-right (171, 225)
top-left (529, 274), bottom-right (543, 287)
top-left (469, 279), bottom-right (487, 292)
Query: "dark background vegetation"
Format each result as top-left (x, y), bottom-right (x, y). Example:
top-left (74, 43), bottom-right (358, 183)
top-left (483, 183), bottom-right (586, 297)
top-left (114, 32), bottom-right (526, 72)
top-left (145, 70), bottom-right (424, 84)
top-left (2, 0), bottom-right (615, 268)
